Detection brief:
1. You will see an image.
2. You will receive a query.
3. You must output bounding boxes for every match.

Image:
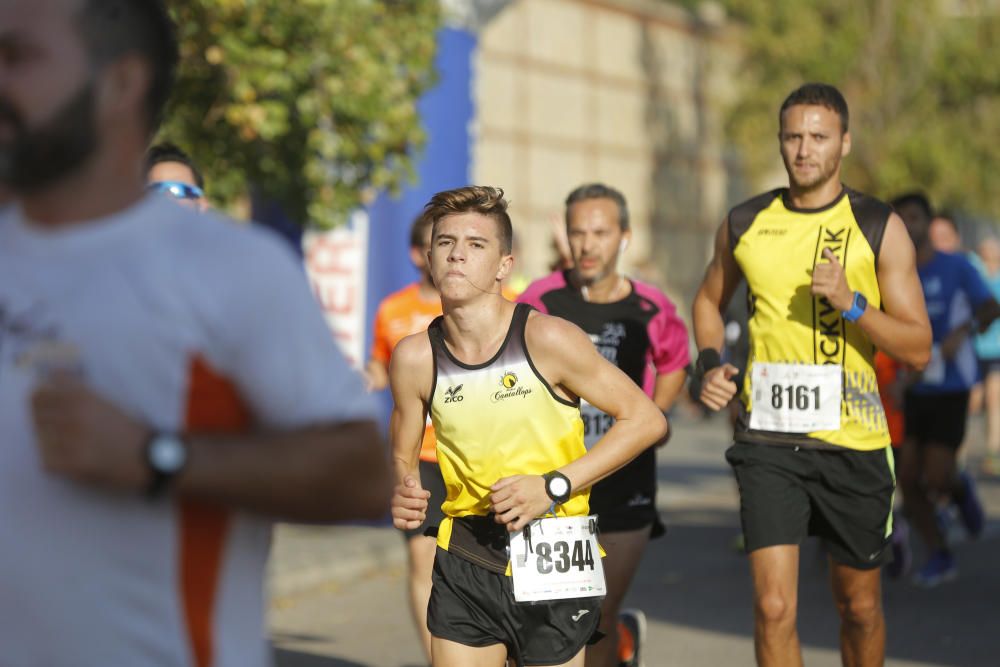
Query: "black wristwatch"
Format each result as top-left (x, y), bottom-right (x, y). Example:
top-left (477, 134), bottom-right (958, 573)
top-left (145, 433), bottom-right (188, 499)
top-left (543, 470), bottom-right (572, 505)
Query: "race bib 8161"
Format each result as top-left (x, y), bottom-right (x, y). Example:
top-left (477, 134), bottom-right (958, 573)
top-left (749, 362), bottom-right (842, 433)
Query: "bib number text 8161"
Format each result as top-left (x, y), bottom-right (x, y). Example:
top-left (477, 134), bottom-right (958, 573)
top-left (770, 384), bottom-right (821, 411)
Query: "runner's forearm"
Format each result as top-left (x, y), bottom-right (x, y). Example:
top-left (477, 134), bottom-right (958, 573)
top-left (692, 289), bottom-right (727, 353)
top-left (855, 307), bottom-right (930, 369)
top-left (559, 413), bottom-right (667, 493)
top-left (179, 421), bottom-right (391, 522)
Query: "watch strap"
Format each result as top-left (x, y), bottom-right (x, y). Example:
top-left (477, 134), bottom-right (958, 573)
top-left (842, 291), bottom-right (867, 322)
top-left (542, 470), bottom-right (572, 504)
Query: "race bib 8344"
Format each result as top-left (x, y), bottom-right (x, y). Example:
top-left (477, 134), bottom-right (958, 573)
top-left (509, 516), bottom-right (605, 602)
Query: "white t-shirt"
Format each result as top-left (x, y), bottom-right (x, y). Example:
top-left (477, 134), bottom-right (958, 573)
top-left (0, 196), bottom-right (375, 666)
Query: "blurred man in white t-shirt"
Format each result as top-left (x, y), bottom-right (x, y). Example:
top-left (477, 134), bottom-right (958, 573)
top-left (0, 2), bottom-right (390, 665)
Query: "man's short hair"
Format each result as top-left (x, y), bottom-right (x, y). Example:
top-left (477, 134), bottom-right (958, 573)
top-left (409, 211), bottom-right (434, 249)
top-left (422, 186), bottom-right (513, 254)
top-left (564, 183), bottom-right (630, 232)
top-left (891, 192), bottom-right (934, 221)
top-left (144, 142), bottom-right (204, 188)
top-left (779, 83), bottom-right (849, 134)
top-left (76, 0), bottom-right (178, 134)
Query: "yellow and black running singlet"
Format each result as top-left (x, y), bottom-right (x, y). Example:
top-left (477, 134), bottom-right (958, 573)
top-left (428, 303), bottom-right (588, 572)
top-left (730, 187), bottom-right (891, 451)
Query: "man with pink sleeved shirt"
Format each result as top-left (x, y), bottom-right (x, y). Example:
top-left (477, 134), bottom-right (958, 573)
top-left (519, 183), bottom-right (689, 667)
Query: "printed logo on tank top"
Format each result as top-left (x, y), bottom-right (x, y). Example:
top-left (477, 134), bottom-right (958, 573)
top-left (492, 370), bottom-right (532, 402)
top-left (443, 384), bottom-right (464, 404)
top-left (813, 226), bottom-right (850, 366)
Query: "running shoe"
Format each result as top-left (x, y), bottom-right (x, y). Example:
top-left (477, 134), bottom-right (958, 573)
top-left (617, 608), bottom-right (647, 667)
top-left (912, 550), bottom-right (957, 588)
top-left (935, 505), bottom-right (954, 544)
top-left (885, 516), bottom-right (911, 580)
top-left (955, 471), bottom-right (985, 538)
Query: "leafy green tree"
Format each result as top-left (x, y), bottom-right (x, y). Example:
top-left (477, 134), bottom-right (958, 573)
top-left (682, 0), bottom-right (1000, 216)
top-left (161, 1), bottom-right (441, 228)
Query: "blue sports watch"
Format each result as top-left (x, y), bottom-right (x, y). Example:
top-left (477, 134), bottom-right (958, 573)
top-left (842, 291), bottom-right (868, 322)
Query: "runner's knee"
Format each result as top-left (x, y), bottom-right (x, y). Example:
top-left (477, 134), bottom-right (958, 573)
top-left (836, 592), bottom-right (881, 629)
top-left (754, 592), bottom-right (796, 626)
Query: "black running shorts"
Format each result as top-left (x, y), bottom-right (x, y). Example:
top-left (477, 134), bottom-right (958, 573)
top-left (404, 459), bottom-right (447, 540)
top-left (590, 448), bottom-right (666, 538)
top-left (726, 442), bottom-right (895, 570)
top-left (427, 548), bottom-right (602, 666)
top-left (903, 390), bottom-right (970, 450)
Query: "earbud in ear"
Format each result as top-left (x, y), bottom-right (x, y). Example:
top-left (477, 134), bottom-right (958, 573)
top-left (619, 238), bottom-right (629, 254)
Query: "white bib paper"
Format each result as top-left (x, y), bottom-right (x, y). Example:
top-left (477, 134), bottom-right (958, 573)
top-left (580, 400), bottom-right (614, 450)
top-left (510, 516), bottom-right (606, 602)
top-left (749, 363), bottom-right (842, 432)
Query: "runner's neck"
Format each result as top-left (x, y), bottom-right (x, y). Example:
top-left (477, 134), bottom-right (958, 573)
top-left (441, 298), bottom-right (515, 365)
top-left (581, 274), bottom-right (629, 303)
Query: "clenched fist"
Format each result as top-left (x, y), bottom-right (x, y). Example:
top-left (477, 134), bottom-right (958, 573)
top-left (811, 247), bottom-right (853, 312)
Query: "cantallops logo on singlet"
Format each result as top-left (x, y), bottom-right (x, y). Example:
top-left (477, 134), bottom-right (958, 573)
top-left (492, 370), bottom-right (533, 402)
top-left (813, 226), bottom-right (850, 366)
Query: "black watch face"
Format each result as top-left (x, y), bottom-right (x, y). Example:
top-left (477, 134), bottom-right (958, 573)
top-left (857, 293), bottom-right (868, 310)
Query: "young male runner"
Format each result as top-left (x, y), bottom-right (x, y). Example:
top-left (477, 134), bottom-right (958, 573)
top-left (390, 186), bottom-right (667, 667)
top-left (691, 83), bottom-right (931, 667)
top-left (0, 1), bottom-right (389, 663)
top-left (519, 183), bottom-right (689, 667)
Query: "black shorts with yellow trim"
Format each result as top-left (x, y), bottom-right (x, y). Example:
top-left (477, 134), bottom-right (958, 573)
top-left (427, 547), bottom-right (602, 666)
top-left (726, 441), bottom-right (895, 570)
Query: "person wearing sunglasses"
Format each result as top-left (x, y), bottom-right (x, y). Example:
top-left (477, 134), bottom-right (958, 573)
top-left (144, 141), bottom-right (208, 211)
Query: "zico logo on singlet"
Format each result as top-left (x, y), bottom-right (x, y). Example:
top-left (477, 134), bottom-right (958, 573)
top-left (814, 226), bottom-right (849, 365)
top-left (492, 371), bottom-right (533, 403)
top-left (443, 384), bottom-right (464, 403)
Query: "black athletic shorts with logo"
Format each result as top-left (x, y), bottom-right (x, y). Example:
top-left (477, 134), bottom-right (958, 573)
top-left (427, 548), bottom-right (602, 666)
top-left (903, 390), bottom-right (970, 450)
top-left (726, 442), bottom-right (895, 570)
top-left (404, 459), bottom-right (447, 540)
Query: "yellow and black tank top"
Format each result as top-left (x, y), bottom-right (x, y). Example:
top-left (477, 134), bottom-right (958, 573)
top-left (429, 303), bottom-right (588, 572)
top-left (730, 187), bottom-right (891, 451)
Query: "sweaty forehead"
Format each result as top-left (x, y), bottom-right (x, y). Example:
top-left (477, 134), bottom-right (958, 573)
top-left (567, 198), bottom-right (620, 230)
top-left (148, 161), bottom-right (198, 188)
top-left (781, 104), bottom-right (840, 130)
top-left (436, 212), bottom-right (498, 239)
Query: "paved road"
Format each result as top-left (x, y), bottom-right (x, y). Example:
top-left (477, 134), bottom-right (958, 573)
top-left (269, 414), bottom-right (1000, 666)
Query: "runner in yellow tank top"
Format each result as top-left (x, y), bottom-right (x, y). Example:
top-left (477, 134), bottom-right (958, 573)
top-left (691, 84), bottom-right (931, 667)
top-left (388, 186), bottom-right (667, 667)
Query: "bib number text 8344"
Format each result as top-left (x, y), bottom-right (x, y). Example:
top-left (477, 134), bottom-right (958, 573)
top-left (534, 540), bottom-right (596, 574)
